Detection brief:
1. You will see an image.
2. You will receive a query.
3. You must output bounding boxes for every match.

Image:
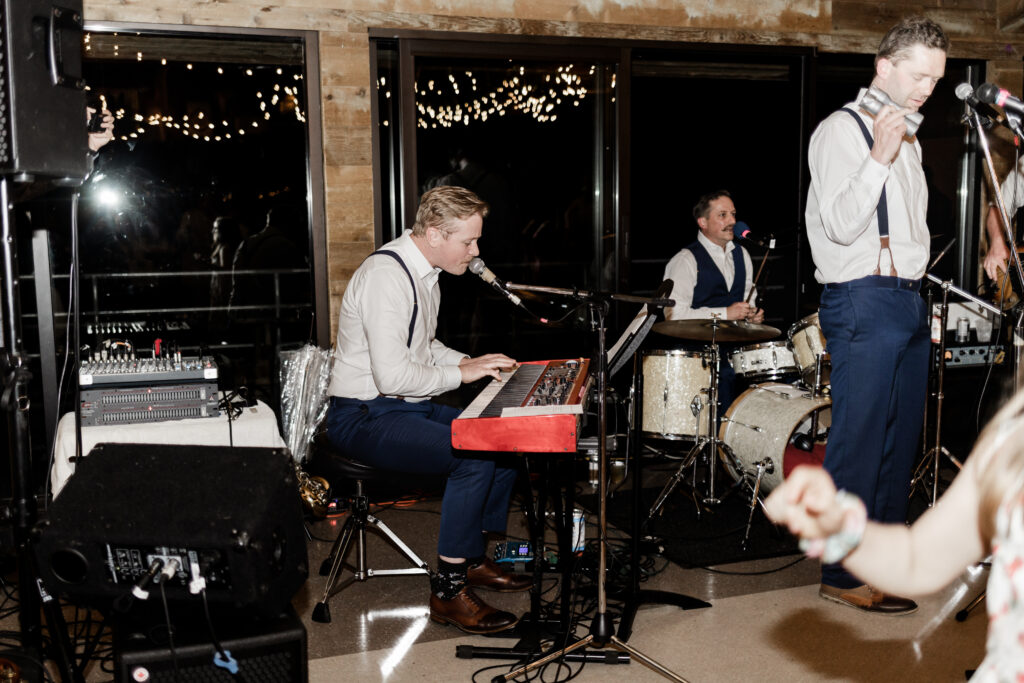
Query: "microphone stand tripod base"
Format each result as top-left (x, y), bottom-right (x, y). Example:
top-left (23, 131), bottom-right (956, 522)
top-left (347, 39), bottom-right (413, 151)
top-left (490, 631), bottom-right (692, 683)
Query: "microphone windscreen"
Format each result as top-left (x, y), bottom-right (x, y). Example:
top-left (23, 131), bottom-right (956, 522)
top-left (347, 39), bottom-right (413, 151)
top-left (977, 83), bottom-right (1000, 105)
top-left (954, 82), bottom-right (974, 102)
top-left (733, 221), bottom-right (752, 239)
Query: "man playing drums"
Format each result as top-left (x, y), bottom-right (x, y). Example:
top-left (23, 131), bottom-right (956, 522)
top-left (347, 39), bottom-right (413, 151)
top-left (662, 189), bottom-right (765, 410)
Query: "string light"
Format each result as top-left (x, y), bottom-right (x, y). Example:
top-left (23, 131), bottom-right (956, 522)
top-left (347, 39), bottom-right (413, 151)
top-left (80, 38), bottom-right (308, 144)
top-left (410, 64), bottom-right (592, 129)
top-left (84, 34), bottom-right (304, 144)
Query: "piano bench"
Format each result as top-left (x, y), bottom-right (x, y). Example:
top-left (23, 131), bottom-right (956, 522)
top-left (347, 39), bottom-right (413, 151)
top-left (307, 431), bottom-right (445, 500)
top-left (308, 432), bottom-right (434, 625)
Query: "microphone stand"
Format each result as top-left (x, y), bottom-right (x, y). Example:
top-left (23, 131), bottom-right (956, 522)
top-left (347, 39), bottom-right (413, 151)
top-left (492, 282), bottom-right (691, 683)
top-left (910, 274), bottom-right (1003, 505)
top-left (967, 106), bottom-right (1024, 392)
top-left (0, 178), bottom-right (82, 682)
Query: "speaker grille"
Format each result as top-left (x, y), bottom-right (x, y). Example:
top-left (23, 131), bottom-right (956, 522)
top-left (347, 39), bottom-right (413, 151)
top-left (115, 606), bottom-right (306, 683)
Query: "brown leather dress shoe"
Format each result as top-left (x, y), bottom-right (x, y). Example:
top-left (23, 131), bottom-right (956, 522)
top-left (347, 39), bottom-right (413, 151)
top-left (467, 557), bottom-right (533, 592)
top-left (429, 586), bottom-right (519, 634)
top-left (819, 583), bottom-right (918, 615)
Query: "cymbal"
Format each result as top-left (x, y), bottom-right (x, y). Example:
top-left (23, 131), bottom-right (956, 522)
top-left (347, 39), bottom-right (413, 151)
top-left (652, 319), bottom-right (781, 342)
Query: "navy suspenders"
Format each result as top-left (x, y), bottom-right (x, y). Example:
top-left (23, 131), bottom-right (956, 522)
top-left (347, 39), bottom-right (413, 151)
top-left (841, 107), bottom-right (897, 276)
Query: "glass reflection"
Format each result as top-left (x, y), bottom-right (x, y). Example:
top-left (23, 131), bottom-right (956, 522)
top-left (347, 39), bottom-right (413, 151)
top-left (410, 56), bottom-right (613, 361)
top-left (46, 30), bottom-right (311, 397)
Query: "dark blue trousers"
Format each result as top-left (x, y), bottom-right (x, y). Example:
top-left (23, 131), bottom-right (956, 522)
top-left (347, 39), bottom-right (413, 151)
top-left (818, 276), bottom-right (929, 588)
top-left (326, 396), bottom-right (518, 559)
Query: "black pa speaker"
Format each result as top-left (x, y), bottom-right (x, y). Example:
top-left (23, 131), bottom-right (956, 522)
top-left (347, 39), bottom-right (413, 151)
top-left (0, 0), bottom-right (90, 179)
top-left (114, 606), bottom-right (307, 683)
top-left (35, 443), bottom-right (308, 617)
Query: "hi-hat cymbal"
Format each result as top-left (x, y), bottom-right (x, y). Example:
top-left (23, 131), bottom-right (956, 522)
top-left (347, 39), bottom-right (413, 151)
top-left (652, 319), bottom-right (781, 342)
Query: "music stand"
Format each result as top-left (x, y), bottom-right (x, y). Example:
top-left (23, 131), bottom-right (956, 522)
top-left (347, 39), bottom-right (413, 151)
top-left (491, 281), bottom-right (692, 683)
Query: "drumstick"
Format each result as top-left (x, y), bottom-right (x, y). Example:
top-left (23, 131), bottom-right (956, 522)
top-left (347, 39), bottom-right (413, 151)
top-left (745, 248), bottom-right (772, 306)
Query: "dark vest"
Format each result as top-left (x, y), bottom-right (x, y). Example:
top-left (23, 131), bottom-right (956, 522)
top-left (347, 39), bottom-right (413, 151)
top-left (686, 240), bottom-right (745, 309)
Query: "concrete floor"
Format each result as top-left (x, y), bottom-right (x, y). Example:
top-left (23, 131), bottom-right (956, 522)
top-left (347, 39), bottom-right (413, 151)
top-left (292, 481), bottom-right (987, 683)
top-left (33, 458), bottom-right (986, 682)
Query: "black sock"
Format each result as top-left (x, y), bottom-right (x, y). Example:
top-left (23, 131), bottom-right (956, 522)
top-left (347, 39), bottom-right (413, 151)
top-left (431, 558), bottom-right (467, 600)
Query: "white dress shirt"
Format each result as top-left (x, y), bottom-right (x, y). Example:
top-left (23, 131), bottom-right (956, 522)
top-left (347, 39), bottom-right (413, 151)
top-left (663, 231), bottom-right (756, 320)
top-left (327, 230), bottom-right (467, 401)
top-left (999, 161), bottom-right (1024, 218)
top-left (805, 89), bottom-right (931, 283)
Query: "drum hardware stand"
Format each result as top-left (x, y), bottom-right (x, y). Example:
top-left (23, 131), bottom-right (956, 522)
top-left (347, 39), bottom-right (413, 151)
top-left (616, 346), bottom-right (711, 643)
top-left (495, 283), bottom-right (690, 683)
top-left (909, 274), bottom-right (1002, 505)
top-left (740, 458), bottom-right (774, 551)
top-left (810, 353), bottom-right (828, 397)
top-left (645, 321), bottom-right (734, 527)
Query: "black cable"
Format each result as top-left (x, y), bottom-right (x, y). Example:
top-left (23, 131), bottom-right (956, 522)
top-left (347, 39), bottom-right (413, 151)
top-left (42, 265), bottom-right (77, 509)
top-left (159, 581), bottom-right (181, 683)
top-left (218, 386), bottom-right (248, 447)
top-left (699, 554), bottom-right (807, 575)
top-left (199, 589), bottom-right (227, 658)
top-left (200, 588), bottom-right (248, 682)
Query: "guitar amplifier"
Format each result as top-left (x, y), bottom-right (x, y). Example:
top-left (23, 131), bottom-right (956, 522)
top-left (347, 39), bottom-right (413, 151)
top-left (934, 343), bottom-right (1005, 368)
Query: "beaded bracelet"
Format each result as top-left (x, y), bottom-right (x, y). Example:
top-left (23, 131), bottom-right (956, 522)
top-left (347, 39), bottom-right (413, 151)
top-left (799, 489), bottom-right (868, 564)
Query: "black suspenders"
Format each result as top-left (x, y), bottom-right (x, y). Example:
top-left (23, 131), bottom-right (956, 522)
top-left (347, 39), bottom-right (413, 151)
top-left (373, 250), bottom-right (418, 348)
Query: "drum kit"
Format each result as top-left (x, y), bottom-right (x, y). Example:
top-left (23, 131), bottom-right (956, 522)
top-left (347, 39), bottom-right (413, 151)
top-left (642, 312), bottom-right (833, 544)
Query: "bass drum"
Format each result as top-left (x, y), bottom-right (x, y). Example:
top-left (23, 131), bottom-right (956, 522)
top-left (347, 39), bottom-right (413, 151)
top-left (641, 349), bottom-right (710, 440)
top-left (718, 383), bottom-right (831, 492)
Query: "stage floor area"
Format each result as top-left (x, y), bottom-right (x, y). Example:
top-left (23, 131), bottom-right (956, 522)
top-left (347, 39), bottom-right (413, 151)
top-left (291, 471), bottom-right (986, 683)
top-left (19, 461), bottom-right (988, 682)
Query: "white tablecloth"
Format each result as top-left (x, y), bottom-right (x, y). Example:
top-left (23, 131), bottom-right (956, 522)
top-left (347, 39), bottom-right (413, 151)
top-left (51, 400), bottom-right (287, 497)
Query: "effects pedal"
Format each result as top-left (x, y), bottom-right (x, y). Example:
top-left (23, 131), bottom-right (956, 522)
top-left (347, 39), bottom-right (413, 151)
top-left (493, 541), bottom-right (533, 564)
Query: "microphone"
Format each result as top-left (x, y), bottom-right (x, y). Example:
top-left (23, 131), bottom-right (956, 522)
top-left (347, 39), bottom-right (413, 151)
top-left (977, 83), bottom-right (1024, 116)
top-left (468, 257), bottom-right (523, 308)
top-left (732, 222), bottom-right (775, 249)
top-left (956, 83), bottom-right (1009, 132)
top-left (956, 82), bottom-right (984, 109)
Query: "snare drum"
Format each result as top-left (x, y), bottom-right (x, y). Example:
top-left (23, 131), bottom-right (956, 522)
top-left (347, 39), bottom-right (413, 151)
top-left (728, 341), bottom-right (798, 382)
top-left (718, 383), bottom-right (831, 492)
top-left (788, 313), bottom-right (829, 386)
top-left (641, 349), bottom-right (710, 439)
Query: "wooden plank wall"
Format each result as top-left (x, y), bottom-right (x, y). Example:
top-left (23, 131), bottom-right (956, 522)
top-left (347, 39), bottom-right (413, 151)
top-left (82, 0), bottom-right (1024, 333)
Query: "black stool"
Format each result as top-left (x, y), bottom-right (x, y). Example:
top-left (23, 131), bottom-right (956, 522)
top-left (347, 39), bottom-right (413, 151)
top-left (309, 439), bottom-right (431, 624)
